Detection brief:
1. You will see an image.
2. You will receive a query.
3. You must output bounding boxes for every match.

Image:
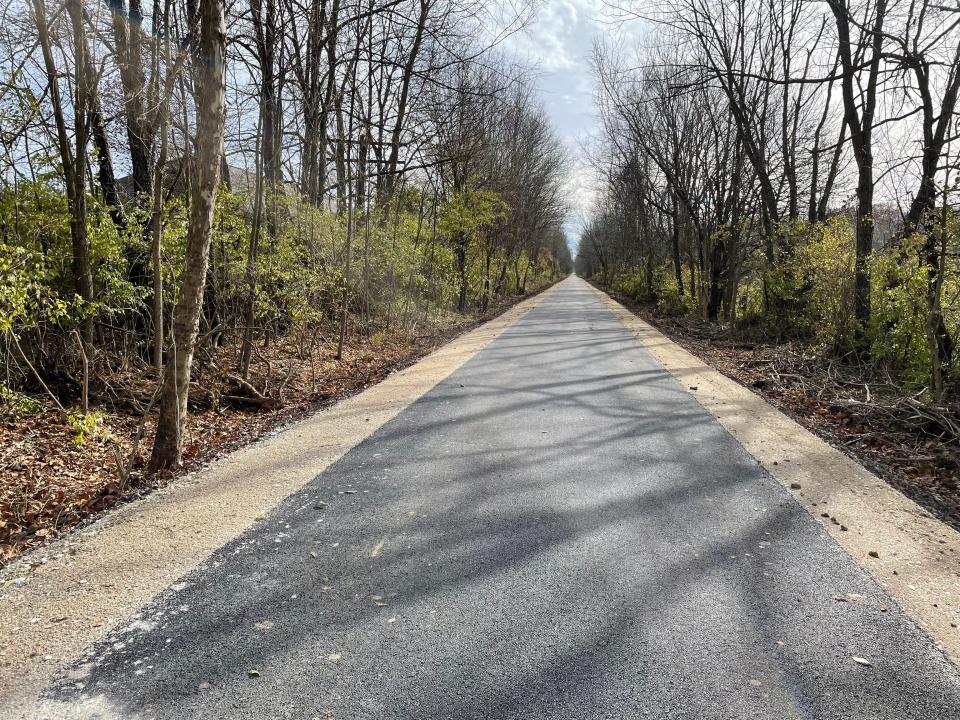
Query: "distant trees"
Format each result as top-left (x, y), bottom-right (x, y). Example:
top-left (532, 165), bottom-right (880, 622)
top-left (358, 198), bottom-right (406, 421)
top-left (583, 0), bottom-right (960, 400)
top-left (0, 0), bottom-right (570, 468)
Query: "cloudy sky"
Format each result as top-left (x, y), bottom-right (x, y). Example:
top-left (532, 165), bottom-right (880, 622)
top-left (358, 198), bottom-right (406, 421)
top-left (501, 1), bottom-right (645, 254)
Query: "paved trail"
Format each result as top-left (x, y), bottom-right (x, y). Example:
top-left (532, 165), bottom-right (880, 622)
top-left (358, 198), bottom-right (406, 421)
top-left (47, 277), bottom-right (960, 719)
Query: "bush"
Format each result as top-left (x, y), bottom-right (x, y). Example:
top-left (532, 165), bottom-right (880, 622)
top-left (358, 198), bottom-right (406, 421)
top-left (616, 269), bottom-right (648, 301)
top-left (794, 216), bottom-right (857, 352)
top-left (654, 268), bottom-right (691, 316)
top-left (868, 237), bottom-right (935, 387)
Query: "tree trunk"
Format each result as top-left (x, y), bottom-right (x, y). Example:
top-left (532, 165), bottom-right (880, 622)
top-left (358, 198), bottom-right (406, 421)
top-left (149, 0), bottom-right (226, 472)
top-left (707, 237), bottom-right (726, 321)
top-left (107, 0), bottom-right (154, 301)
top-left (828, 0), bottom-right (887, 327)
top-left (481, 245), bottom-right (491, 312)
top-left (456, 235), bottom-right (468, 312)
top-left (108, 0), bottom-right (154, 201)
top-left (923, 201), bottom-right (954, 397)
top-left (34, 0), bottom-right (96, 357)
top-left (670, 193), bottom-right (684, 295)
top-left (90, 100), bottom-right (126, 233)
top-left (382, 0), bottom-right (429, 197)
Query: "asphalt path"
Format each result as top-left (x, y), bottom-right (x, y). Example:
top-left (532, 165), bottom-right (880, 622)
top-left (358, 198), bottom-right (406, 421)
top-left (48, 277), bottom-right (960, 719)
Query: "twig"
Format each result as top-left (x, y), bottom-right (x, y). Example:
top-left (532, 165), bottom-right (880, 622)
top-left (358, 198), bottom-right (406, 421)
top-left (72, 330), bottom-right (89, 414)
top-left (7, 331), bottom-right (67, 415)
top-left (117, 378), bottom-right (161, 492)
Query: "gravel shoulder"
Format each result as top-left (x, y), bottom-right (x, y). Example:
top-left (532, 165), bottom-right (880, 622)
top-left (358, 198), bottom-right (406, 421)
top-left (590, 282), bottom-right (960, 666)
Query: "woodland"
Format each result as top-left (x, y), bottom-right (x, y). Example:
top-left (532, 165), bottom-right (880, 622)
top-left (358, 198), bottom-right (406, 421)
top-left (0, 0), bottom-right (571, 561)
top-left (577, 0), bottom-right (960, 526)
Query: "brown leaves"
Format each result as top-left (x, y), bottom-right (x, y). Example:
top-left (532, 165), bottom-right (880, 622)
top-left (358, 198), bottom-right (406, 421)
top-left (1, 414), bottom-right (126, 563)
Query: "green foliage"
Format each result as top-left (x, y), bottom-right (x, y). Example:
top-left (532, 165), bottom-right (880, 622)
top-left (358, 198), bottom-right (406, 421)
top-left (868, 237), bottom-right (934, 386)
top-left (88, 205), bottom-right (148, 318)
top-left (0, 242), bottom-right (70, 334)
top-left (592, 212), bottom-right (960, 395)
top-left (0, 383), bottom-right (44, 418)
top-left (438, 189), bottom-right (509, 243)
top-left (616, 269), bottom-right (648, 301)
top-left (0, 169), bottom-right (569, 414)
top-left (729, 219), bottom-right (857, 348)
top-left (654, 269), bottom-right (691, 316)
top-left (67, 410), bottom-right (102, 446)
top-left (793, 217), bottom-right (857, 351)
top-left (613, 265), bottom-right (690, 315)
top-left (201, 186), bottom-right (524, 343)
top-left (67, 409), bottom-right (115, 446)
top-left (757, 221), bottom-right (818, 340)
top-left (0, 179), bottom-right (145, 333)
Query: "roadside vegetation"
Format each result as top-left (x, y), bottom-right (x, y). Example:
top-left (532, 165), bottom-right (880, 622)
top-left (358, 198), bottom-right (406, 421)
top-left (579, 0), bottom-right (959, 525)
top-left (0, 0), bottom-right (571, 563)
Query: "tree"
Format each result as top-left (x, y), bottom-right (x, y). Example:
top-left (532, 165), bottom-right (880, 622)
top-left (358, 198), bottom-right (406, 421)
top-left (826, 0), bottom-right (888, 327)
top-left (31, 0), bottom-right (97, 401)
top-left (149, 0), bottom-right (227, 472)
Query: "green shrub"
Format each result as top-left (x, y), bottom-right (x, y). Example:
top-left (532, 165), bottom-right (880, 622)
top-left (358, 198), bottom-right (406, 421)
top-left (794, 216), bottom-right (857, 352)
top-left (616, 269), bottom-right (648, 301)
top-left (868, 237), bottom-right (933, 387)
top-left (655, 269), bottom-right (691, 316)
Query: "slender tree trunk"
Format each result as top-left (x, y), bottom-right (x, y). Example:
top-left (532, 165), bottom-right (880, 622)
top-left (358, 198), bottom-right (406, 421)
top-left (34, 0), bottom-right (95, 368)
top-left (336, 31), bottom-right (361, 360)
top-left (707, 238), bottom-right (726, 320)
top-left (904, 57), bottom-right (960, 377)
top-left (90, 100), bottom-right (125, 233)
top-left (107, 0), bottom-right (155, 307)
top-left (829, 0), bottom-right (886, 328)
top-left (817, 120), bottom-right (847, 221)
top-left (481, 244), bottom-right (491, 311)
top-left (456, 234), bottom-right (468, 312)
top-left (68, 0), bottom-right (96, 379)
top-left (239, 105), bottom-right (266, 378)
top-left (149, 0), bottom-right (226, 472)
top-left (670, 193), bottom-right (684, 295)
top-left (316, 0), bottom-right (340, 203)
top-left (149, 0), bottom-right (171, 372)
top-left (108, 0), bottom-right (154, 201)
top-left (382, 0), bottom-right (429, 197)
top-left (923, 194), bottom-right (954, 397)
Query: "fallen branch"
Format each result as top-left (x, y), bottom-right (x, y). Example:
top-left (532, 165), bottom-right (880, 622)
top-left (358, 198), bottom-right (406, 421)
top-left (223, 394), bottom-right (278, 410)
top-left (225, 372), bottom-right (268, 401)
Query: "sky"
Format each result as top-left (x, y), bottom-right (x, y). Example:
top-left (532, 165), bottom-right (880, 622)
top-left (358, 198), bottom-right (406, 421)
top-left (501, 1), bottom-right (644, 255)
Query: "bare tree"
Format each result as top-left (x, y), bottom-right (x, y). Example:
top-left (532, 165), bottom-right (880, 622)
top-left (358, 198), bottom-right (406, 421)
top-left (149, 0), bottom-right (227, 472)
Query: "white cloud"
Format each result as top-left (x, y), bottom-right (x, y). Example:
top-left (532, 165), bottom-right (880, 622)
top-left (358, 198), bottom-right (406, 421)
top-left (500, 1), bottom-right (648, 252)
